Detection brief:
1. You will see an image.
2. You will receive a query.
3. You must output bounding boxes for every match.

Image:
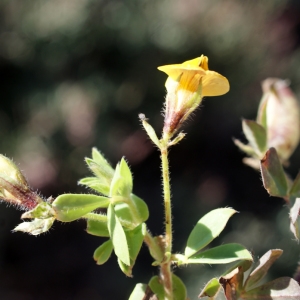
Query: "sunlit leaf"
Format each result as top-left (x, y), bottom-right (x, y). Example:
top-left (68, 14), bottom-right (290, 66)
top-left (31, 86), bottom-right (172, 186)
top-left (115, 194), bottom-right (149, 228)
top-left (107, 204), bottom-right (130, 266)
top-left (52, 194), bottom-right (110, 222)
top-left (198, 278), bottom-right (221, 298)
top-left (185, 208), bottom-right (236, 257)
top-left (187, 243), bottom-right (252, 264)
top-left (93, 239), bottom-right (113, 265)
top-left (87, 219), bottom-right (109, 237)
top-left (125, 223), bottom-right (145, 261)
top-left (78, 177), bottom-right (110, 196)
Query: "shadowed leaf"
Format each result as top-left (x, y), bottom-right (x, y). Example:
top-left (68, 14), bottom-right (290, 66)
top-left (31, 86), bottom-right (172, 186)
top-left (260, 148), bottom-right (288, 197)
top-left (245, 249), bottom-right (283, 290)
top-left (185, 208), bottom-right (237, 257)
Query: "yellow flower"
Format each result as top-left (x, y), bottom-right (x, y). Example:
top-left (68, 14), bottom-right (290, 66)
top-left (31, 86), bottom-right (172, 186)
top-left (157, 55), bottom-right (229, 137)
top-left (158, 55), bottom-right (229, 96)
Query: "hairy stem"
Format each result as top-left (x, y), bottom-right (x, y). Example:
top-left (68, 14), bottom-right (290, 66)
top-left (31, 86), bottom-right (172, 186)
top-left (160, 135), bottom-right (173, 299)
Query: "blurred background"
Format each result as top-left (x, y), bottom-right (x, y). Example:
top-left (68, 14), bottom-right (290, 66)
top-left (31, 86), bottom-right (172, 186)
top-left (0, 0), bottom-right (300, 299)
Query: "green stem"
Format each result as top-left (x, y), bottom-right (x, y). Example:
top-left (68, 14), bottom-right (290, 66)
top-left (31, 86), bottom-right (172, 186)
top-left (160, 135), bottom-right (173, 300)
top-left (161, 141), bottom-right (172, 253)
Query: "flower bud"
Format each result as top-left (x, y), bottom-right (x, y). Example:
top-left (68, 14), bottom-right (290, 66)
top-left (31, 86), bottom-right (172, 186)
top-left (158, 55), bottom-right (229, 138)
top-left (257, 78), bottom-right (300, 161)
top-left (0, 154), bottom-right (42, 210)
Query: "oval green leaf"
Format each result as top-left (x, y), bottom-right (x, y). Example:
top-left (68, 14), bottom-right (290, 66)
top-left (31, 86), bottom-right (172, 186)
top-left (260, 148), bottom-right (288, 197)
top-left (78, 177), bottom-right (110, 196)
top-left (107, 204), bottom-right (130, 266)
top-left (199, 278), bottom-right (221, 298)
top-left (125, 223), bottom-right (145, 261)
top-left (93, 239), bottom-right (113, 265)
top-left (149, 274), bottom-right (187, 300)
top-left (52, 194), bottom-right (110, 222)
top-left (185, 208), bottom-right (237, 258)
top-left (87, 219), bottom-right (109, 237)
top-left (187, 243), bottom-right (253, 264)
top-left (115, 194), bottom-right (149, 228)
top-left (242, 119), bottom-right (267, 155)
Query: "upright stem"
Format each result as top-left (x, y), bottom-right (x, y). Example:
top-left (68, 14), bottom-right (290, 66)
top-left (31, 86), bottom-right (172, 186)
top-left (160, 135), bottom-right (173, 300)
top-left (161, 141), bottom-right (172, 253)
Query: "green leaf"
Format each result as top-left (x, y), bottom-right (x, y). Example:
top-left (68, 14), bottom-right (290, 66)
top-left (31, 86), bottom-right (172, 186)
top-left (86, 148), bottom-right (114, 180)
top-left (125, 223), bottom-right (145, 261)
top-left (245, 277), bottom-right (300, 299)
top-left (86, 219), bottom-right (109, 237)
top-left (112, 225), bottom-right (145, 277)
top-left (52, 194), bottom-right (110, 222)
top-left (233, 138), bottom-right (257, 157)
top-left (170, 274), bottom-right (187, 300)
top-left (117, 258), bottom-right (133, 277)
top-left (245, 249), bottom-right (283, 290)
top-left (119, 158), bottom-right (133, 196)
top-left (13, 218), bottom-right (55, 235)
top-left (149, 274), bottom-right (187, 300)
top-left (185, 208), bottom-right (237, 258)
top-left (115, 194), bottom-right (149, 228)
top-left (93, 239), bottom-right (113, 265)
top-left (78, 177), bottom-right (110, 196)
top-left (198, 278), bottom-right (221, 298)
top-left (187, 243), bottom-right (253, 264)
top-left (109, 158), bottom-right (133, 198)
top-left (129, 283), bottom-right (152, 300)
top-left (257, 94), bottom-right (268, 129)
top-left (92, 148), bottom-right (114, 172)
top-left (289, 172), bottom-right (300, 198)
top-left (242, 119), bottom-right (267, 155)
top-left (260, 148), bottom-right (288, 197)
top-left (290, 198), bottom-right (300, 241)
top-left (107, 204), bottom-right (130, 266)
top-left (148, 276), bottom-right (165, 300)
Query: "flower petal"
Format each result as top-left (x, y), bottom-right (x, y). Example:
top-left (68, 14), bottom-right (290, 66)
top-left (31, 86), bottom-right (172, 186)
top-left (202, 70), bottom-right (230, 96)
top-left (182, 55), bottom-right (209, 71)
top-left (158, 64), bottom-right (206, 81)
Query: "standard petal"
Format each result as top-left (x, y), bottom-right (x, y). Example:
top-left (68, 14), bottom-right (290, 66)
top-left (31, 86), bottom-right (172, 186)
top-left (158, 64), bottom-right (206, 81)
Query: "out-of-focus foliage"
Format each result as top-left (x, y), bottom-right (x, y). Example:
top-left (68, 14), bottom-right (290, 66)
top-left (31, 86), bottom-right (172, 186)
top-left (0, 1), bottom-right (300, 299)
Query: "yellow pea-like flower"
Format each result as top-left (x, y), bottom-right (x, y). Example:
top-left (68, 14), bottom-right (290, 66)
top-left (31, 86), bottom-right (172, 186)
top-left (158, 55), bottom-right (229, 137)
top-left (158, 55), bottom-right (229, 96)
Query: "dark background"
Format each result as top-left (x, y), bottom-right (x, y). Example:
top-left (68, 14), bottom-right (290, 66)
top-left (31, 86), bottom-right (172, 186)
top-left (0, 1), bottom-right (300, 299)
